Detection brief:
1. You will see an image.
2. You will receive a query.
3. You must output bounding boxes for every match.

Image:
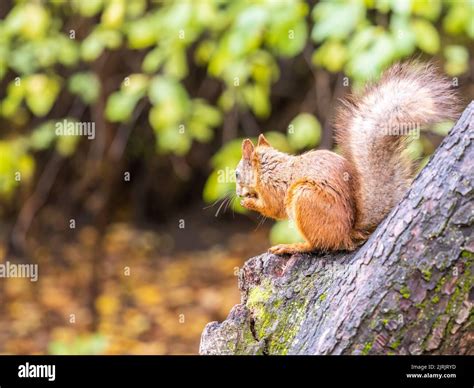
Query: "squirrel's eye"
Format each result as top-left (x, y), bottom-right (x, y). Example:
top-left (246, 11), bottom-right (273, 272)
top-left (235, 170), bottom-right (240, 180)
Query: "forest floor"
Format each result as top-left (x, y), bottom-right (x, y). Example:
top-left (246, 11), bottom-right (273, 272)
top-left (0, 209), bottom-right (270, 354)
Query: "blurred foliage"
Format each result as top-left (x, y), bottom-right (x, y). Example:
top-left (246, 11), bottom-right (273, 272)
top-left (269, 218), bottom-right (305, 245)
top-left (48, 333), bottom-right (108, 355)
top-left (0, 0), bottom-right (473, 241)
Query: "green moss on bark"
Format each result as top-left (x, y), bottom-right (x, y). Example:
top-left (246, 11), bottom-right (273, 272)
top-left (243, 277), bottom-right (313, 354)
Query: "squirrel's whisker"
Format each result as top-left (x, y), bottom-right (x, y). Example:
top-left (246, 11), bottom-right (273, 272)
top-left (215, 196), bottom-right (231, 217)
top-left (254, 215), bottom-right (267, 231)
top-left (224, 193), bottom-right (236, 213)
top-left (204, 189), bottom-right (234, 210)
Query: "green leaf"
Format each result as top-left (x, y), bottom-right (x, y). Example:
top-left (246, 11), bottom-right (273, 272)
top-left (142, 47), bottom-right (166, 73)
top-left (390, 15), bottom-right (416, 57)
top-left (35, 39), bottom-right (57, 67)
top-left (164, 48), bottom-right (188, 79)
top-left (101, 0), bottom-right (126, 29)
top-left (74, 0), bottom-right (103, 17)
top-left (444, 45), bottom-right (469, 76)
top-left (148, 76), bottom-right (189, 129)
top-left (266, 14), bottom-right (308, 57)
top-left (57, 35), bottom-right (80, 67)
top-left (121, 74), bottom-right (148, 98)
top-left (194, 40), bottom-right (216, 65)
top-left (405, 138), bottom-right (423, 161)
top-left (9, 43), bottom-right (38, 74)
top-left (53, 118), bottom-right (84, 156)
top-left (1, 80), bottom-right (25, 118)
top-left (127, 18), bottom-right (156, 49)
top-left (269, 220), bottom-right (304, 245)
top-left (30, 121), bottom-right (56, 150)
top-left (105, 74), bottom-right (148, 122)
top-left (243, 84), bottom-right (270, 118)
top-left (411, 19), bottom-right (440, 54)
top-left (188, 121), bottom-right (213, 143)
top-left (19, 3), bottom-right (50, 39)
top-left (0, 139), bottom-right (35, 198)
top-left (431, 121), bottom-right (454, 136)
top-left (188, 100), bottom-right (221, 143)
top-left (287, 113), bottom-right (322, 150)
top-left (346, 29), bottom-right (395, 81)
top-left (191, 100), bottom-right (222, 128)
top-left (156, 127), bottom-right (192, 156)
top-left (250, 52), bottom-right (277, 85)
top-left (442, 4), bottom-right (471, 36)
top-left (311, 2), bottom-right (365, 42)
top-left (126, 0), bottom-right (147, 18)
top-left (105, 92), bottom-right (138, 122)
top-left (211, 138), bottom-right (243, 169)
top-left (81, 33), bottom-right (105, 62)
top-left (312, 40), bottom-right (347, 72)
top-left (412, 0), bottom-right (441, 21)
top-left (149, 104), bottom-right (181, 130)
top-left (97, 29), bottom-right (123, 49)
top-left (228, 6), bottom-right (268, 56)
top-left (161, 2), bottom-right (193, 37)
top-left (68, 72), bottom-right (101, 105)
top-left (148, 76), bottom-right (189, 107)
top-left (56, 132), bottom-right (81, 157)
top-left (390, 0), bottom-right (412, 15)
top-left (236, 5), bottom-right (268, 31)
top-left (24, 74), bottom-right (61, 117)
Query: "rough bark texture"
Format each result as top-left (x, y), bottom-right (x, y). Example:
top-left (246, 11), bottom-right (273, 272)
top-left (200, 102), bottom-right (474, 355)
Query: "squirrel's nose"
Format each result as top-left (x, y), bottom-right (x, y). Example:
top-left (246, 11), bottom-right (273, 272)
top-left (236, 186), bottom-right (248, 197)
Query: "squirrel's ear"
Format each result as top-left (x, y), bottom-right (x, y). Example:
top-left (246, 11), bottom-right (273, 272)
top-left (257, 134), bottom-right (270, 147)
top-left (242, 139), bottom-right (255, 160)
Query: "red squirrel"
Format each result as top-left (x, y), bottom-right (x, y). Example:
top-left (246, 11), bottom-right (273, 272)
top-left (235, 62), bottom-right (459, 255)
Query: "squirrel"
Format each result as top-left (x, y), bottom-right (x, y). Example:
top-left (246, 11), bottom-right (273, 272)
top-left (235, 61), bottom-right (459, 255)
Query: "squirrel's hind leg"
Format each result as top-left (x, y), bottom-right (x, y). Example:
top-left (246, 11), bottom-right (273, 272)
top-left (270, 179), bottom-right (356, 254)
top-left (268, 242), bottom-right (314, 255)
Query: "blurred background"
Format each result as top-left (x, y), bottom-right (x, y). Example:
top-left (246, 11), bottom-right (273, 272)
top-left (0, 0), bottom-right (473, 354)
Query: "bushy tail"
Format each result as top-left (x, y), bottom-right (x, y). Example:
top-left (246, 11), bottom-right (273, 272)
top-left (335, 61), bottom-right (459, 231)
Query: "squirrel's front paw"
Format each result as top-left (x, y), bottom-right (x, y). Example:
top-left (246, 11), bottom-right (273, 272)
top-left (240, 197), bottom-right (257, 210)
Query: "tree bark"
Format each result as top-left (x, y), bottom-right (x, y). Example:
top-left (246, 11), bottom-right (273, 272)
top-left (200, 102), bottom-right (474, 355)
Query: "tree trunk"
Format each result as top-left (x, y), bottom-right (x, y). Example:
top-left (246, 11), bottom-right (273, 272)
top-left (200, 102), bottom-right (474, 355)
